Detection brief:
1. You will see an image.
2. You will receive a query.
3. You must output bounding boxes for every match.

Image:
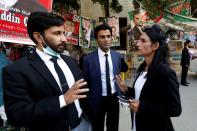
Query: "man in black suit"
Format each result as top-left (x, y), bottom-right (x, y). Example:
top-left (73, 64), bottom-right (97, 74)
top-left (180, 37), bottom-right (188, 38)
top-left (2, 12), bottom-right (90, 131)
top-left (180, 39), bottom-right (191, 86)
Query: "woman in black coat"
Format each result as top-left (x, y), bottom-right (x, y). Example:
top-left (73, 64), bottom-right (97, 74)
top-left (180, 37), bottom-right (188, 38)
top-left (116, 24), bottom-right (182, 131)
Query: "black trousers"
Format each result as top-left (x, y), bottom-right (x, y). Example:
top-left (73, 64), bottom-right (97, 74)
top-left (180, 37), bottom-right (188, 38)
top-left (92, 95), bottom-right (119, 131)
top-left (181, 65), bottom-right (189, 84)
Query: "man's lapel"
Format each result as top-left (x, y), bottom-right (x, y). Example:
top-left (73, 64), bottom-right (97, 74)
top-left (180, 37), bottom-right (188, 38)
top-left (110, 51), bottom-right (119, 75)
top-left (28, 52), bottom-right (62, 94)
top-left (60, 55), bottom-right (82, 81)
top-left (93, 50), bottom-right (101, 76)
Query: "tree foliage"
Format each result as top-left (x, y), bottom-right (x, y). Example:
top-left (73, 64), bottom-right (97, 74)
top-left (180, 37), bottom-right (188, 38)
top-left (53, 0), bottom-right (80, 13)
top-left (91, 0), bottom-right (123, 17)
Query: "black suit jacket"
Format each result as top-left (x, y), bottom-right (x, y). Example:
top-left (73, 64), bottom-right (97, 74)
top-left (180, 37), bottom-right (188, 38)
top-left (2, 52), bottom-right (83, 131)
top-left (125, 63), bottom-right (181, 131)
top-left (181, 47), bottom-right (190, 66)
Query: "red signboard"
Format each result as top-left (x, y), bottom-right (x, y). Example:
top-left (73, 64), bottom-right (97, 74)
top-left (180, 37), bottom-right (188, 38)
top-left (0, 0), bottom-right (53, 45)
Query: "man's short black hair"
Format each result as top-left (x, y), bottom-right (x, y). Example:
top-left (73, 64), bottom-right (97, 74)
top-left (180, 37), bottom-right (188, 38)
top-left (94, 24), bottom-right (112, 39)
top-left (27, 12), bottom-right (65, 44)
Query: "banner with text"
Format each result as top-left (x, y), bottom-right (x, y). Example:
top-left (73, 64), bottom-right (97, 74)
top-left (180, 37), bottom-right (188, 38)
top-left (0, 0), bottom-right (52, 45)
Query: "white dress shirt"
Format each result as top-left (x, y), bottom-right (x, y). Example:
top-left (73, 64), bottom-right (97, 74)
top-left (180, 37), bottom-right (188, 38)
top-left (98, 48), bottom-right (116, 96)
top-left (132, 71), bottom-right (147, 131)
top-left (36, 49), bottom-right (82, 117)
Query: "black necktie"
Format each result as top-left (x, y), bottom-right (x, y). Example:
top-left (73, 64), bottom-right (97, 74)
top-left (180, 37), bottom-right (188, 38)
top-left (50, 56), bottom-right (81, 129)
top-left (105, 54), bottom-right (112, 96)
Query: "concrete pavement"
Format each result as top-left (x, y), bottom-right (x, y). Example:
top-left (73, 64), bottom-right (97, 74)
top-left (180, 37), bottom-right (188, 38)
top-left (118, 72), bottom-right (197, 131)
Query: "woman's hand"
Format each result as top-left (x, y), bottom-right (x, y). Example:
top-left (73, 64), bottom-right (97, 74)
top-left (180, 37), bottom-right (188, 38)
top-left (129, 99), bottom-right (140, 113)
top-left (115, 74), bottom-right (128, 92)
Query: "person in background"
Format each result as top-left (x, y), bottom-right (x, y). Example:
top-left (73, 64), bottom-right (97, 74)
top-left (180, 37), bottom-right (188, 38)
top-left (2, 12), bottom-right (90, 131)
top-left (116, 24), bottom-right (182, 131)
top-left (3, 42), bottom-right (12, 57)
top-left (192, 8), bottom-right (197, 18)
top-left (17, 45), bottom-right (35, 58)
top-left (180, 39), bottom-right (191, 86)
top-left (120, 54), bottom-right (128, 73)
top-left (0, 44), bottom-right (11, 127)
top-left (8, 43), bottom-right (23, 61)
top-left (83, 24), bottom-right (122, 131)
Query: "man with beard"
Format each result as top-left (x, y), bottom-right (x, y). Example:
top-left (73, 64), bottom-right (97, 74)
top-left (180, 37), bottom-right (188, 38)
top-left (2, 12), bottom-right (90, 131)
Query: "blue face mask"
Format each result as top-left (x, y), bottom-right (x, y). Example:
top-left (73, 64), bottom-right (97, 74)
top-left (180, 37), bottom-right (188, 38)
top-left (40, 36), bottom-right (60, 57)
top-left (43, 46), bottom-right (60, 57)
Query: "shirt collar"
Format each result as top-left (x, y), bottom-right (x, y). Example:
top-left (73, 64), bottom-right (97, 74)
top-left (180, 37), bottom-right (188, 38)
top-left (36, 48), bottom-right (61, 62)
top-left (98, 48), bottom-right (111, 57)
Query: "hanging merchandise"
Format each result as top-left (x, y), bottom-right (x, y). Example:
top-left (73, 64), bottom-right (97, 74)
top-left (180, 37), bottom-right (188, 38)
top-left (128, 9), bottom-right (150, 41)
top-left (79, 17), bottom-right (93, 48)
top-left (130, 0), bottom-right (197, 31)
top-left (64, 14), bottom-right (80, 45)
top-left (167, 0), bottom-right (191, 16)
top-left (103, 16), bottom-right (120, 46)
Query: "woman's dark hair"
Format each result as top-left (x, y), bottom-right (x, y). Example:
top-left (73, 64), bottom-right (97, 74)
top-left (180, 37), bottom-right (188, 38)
top-left (138, 24), bottom-right (170, 78)
top-left (27, 12), bottom-right (65, 44)
top-left (184, 39), bottom-right (191, 47)
top-left (94, 24), bottom-right (112, 39)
